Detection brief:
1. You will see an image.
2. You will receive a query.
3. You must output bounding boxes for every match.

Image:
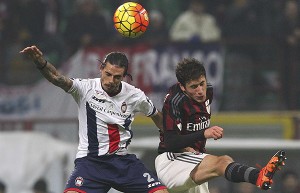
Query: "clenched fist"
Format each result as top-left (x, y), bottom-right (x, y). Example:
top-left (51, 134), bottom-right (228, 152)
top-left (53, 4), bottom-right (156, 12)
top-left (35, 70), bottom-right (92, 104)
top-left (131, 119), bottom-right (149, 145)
top-left (204, 126), bottom-right (223, 140)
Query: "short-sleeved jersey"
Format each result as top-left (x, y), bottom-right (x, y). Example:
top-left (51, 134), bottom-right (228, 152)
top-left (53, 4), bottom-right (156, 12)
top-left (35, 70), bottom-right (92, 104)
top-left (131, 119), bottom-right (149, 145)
top-left (68, 78), bottom-right (157, 158)
top-left (158, 83), bottom-right (213, 153)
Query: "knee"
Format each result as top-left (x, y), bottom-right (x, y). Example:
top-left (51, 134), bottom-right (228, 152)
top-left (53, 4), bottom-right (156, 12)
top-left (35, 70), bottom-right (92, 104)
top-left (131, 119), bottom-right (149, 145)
top-left (215, 155), bottom-right (234, 175)
top-left (219, 155), bottom-right (234, 164)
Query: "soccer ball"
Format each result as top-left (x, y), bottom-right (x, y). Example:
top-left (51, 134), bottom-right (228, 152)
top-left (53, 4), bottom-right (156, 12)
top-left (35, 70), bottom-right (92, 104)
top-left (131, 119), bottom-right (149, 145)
top-left (113, 2), bottom-right (149, 38)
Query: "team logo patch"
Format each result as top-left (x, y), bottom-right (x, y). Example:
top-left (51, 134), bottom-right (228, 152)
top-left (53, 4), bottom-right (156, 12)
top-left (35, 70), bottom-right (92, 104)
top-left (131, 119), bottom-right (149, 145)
top-left (121, 102), bottom-right (127, 113)
top-left (75, 176), bottom-right (84, 187)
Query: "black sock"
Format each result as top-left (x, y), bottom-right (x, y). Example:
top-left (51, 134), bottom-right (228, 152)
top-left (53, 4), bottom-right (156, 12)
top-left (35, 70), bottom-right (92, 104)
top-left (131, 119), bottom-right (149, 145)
top-left (225, 162), bottom-right (260, 184)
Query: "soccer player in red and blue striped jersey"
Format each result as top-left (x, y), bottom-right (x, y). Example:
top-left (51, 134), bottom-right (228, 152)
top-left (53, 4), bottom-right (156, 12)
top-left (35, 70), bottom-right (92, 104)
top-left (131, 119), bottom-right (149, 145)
top-left (21, 45), bottom-right (169, 193)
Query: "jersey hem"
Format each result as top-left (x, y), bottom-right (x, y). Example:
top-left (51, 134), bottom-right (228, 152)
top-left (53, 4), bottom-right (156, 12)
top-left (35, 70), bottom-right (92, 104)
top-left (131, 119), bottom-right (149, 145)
top-left (149, 185), bottom-right (167, 193)
top-left (64, 188), bottom-right (86, 193)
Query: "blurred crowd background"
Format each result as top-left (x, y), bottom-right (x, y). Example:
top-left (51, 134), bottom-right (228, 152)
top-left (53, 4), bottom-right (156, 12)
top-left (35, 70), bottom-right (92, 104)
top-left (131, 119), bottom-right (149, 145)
top-left (1, 0), bottom-right (300, 193)
top-left (1, 0), bottom-right (300, 110)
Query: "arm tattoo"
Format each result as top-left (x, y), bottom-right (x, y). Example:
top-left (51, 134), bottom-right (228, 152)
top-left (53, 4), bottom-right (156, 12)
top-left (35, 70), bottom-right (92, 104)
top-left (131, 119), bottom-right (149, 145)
top-left (39, 61), bottom-right (72, 92)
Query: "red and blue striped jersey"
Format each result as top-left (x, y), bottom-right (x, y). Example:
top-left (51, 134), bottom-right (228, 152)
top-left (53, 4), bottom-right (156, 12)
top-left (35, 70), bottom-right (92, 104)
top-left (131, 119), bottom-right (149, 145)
top-left (68, 78), bottom-right (157, 158)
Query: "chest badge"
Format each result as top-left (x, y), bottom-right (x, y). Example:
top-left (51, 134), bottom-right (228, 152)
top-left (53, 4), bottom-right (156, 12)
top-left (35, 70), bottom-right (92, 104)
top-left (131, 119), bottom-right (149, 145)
top-left (121, 102), bottom-right (127, 113)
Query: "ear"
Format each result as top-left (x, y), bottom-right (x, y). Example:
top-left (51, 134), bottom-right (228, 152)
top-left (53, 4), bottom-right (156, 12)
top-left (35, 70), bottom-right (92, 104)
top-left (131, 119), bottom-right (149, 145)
top-left (179, 83), bottom-right (186, 92)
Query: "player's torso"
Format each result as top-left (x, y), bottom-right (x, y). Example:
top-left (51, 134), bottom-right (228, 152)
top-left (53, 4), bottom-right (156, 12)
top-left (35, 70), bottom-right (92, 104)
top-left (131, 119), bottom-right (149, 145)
top-left (160, 84), bottom-right (213, 153)
top-left (73, 79), bottom-right (141, 157)
top-left (83, 87), bottom-right (133, 127)
top-left (180, 99), bottom-right (211, 134)
top-left (165, 84), bottom-right (212, 134)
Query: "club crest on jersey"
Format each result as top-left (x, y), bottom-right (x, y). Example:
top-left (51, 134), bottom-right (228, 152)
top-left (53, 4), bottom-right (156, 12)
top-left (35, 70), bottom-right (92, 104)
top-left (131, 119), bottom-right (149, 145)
top-left (121, 102), bottom-right (127, 113)
top-left (75, 176), bottom-right (84, 187)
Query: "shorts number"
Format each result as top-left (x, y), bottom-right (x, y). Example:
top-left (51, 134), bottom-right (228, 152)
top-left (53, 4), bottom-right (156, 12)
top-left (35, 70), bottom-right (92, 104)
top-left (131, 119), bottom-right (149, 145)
top-left (143, 173), bottom-right (154, 182)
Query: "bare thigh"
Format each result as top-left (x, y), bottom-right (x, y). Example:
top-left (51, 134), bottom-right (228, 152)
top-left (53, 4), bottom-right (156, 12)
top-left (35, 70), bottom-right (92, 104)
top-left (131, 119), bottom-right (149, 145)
top-left (190, 154), bottom-right (233, 184)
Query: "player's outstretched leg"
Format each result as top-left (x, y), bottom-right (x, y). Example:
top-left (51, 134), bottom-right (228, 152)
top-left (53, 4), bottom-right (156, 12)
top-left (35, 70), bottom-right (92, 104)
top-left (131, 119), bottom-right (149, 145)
top-left (256, 150), bottom-right (287, 190)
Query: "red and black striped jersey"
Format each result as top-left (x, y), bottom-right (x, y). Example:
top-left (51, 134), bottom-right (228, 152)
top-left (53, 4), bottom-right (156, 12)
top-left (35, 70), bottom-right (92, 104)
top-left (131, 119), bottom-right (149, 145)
top-left (158, 82), bottom-right (213, 154)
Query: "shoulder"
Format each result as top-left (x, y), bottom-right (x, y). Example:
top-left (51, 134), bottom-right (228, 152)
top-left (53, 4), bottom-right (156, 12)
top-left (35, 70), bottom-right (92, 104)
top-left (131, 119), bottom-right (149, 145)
top-left (165, 84), bottom-right (186, 106)
top-left (122, 81), bottom-right (143, 95)
top-left (70, 78), bottom-right (99, 88)
top-left (71, 77), bottom-right (97, 84)
top-left (174, 11), bottom-right (192, 21)
top-left (202, 13), bottom-right (217, 22)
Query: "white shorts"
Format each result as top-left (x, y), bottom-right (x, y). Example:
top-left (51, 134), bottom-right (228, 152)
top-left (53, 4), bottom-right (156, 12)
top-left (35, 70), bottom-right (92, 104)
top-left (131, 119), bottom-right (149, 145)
top-left (155, 152), bottom-right (210, 193)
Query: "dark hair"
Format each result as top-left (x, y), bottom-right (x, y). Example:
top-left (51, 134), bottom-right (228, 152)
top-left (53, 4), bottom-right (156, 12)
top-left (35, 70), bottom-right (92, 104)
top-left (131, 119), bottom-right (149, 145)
top-left (175, 58), bottom-right (206, 86)
top-left (99, 52), bottom-right (132, 80)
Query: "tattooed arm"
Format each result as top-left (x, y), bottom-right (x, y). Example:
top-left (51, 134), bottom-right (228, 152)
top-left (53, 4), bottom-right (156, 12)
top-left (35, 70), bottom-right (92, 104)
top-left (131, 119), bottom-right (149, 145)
top-left (20, 45), bottom-right (73, 92)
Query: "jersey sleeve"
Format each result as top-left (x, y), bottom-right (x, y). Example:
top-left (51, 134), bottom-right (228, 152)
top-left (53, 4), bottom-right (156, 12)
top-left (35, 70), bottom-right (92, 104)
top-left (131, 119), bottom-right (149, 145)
top-left (67, 78), bottom-right (88, 103)
top-left (134, 91), bottom-right (157, 117)
top-left (163, 93), bottom-right (182, 132)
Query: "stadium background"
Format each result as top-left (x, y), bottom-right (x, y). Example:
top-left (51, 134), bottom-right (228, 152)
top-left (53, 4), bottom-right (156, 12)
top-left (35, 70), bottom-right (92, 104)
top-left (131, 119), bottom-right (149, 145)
top-left (0, 0), bottom-right (300, 193)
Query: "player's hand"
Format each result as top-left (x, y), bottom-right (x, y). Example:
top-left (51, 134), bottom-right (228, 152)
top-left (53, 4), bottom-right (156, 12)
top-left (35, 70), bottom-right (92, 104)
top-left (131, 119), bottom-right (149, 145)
top-left (19, 45), bottom-right (43, 61)
top-left (204, 126), bottom-right (223, 140)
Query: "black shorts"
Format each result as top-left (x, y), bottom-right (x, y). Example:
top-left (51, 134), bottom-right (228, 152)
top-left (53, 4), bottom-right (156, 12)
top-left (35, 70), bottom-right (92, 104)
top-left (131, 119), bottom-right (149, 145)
top-left (64, 154), bottom-right (166, 193)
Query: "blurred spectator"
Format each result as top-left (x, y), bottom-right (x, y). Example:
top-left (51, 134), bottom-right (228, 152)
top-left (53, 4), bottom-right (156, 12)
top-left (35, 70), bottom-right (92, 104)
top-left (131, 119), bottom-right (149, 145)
top-left (63, 0), bottom-right (110, 57)
top-left (276, 170), bottom-right (300, 193)
top-left (169, 0), bottom-right (221, 43)
top-left (1, 0), bottom-right (65, 85)
top-left (33, 178), bottom-right (48, 193)
top-left (0, 181), bottom-right (5, 193)
top-left (142, 9), bottom-right (169, 46)
top-left (0, 0), bottom-right (9, 83)
top-left (222, 0), bottom-right (262, 57)
top-left (274, 0), bottom-right (300, 110)
top-left (206, 1), bottom-right (230, 30)
top-left (222, 0), bottom-right (262, 38)
top-left (39, 0), bottom-right (66, 65)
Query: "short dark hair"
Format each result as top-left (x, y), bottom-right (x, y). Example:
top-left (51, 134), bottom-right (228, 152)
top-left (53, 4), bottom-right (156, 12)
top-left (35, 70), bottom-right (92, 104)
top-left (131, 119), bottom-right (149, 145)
top-left (175, 58), bottom-right (206, 86)
top-left (99, 52), bottom-right (132, 80)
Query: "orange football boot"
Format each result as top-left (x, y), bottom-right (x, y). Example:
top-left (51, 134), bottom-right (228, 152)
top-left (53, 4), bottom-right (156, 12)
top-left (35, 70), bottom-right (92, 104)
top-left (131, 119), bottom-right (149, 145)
top-left (256, 150), bottom-right (286, 190)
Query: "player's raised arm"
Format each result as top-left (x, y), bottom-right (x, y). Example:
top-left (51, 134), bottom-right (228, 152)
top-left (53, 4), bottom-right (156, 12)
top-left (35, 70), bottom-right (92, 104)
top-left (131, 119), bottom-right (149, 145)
top-left (20, 45), bottom-right (72, 92)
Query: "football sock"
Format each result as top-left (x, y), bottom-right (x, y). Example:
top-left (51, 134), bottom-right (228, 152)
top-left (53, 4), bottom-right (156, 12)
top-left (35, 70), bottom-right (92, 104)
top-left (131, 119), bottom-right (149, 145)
top-left (225, 162), bottom-right (260, 184)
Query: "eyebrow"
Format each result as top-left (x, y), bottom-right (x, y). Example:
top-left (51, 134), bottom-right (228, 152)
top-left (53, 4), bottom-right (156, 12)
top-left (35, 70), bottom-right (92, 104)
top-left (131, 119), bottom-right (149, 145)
top-left (105, 70), bottom-right (123, 77)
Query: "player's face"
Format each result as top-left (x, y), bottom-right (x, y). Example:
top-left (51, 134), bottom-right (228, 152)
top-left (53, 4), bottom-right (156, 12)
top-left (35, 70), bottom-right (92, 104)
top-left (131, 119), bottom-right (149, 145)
top-left (100, 62), bottom-right (125, 95)
top-left (180, 75), bottom-right (207, 103)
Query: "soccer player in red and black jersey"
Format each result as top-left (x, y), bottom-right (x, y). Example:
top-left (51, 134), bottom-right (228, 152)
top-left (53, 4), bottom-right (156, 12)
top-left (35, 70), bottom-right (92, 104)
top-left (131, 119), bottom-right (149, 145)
top-left (155, 58), bottom-right (286, 193)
